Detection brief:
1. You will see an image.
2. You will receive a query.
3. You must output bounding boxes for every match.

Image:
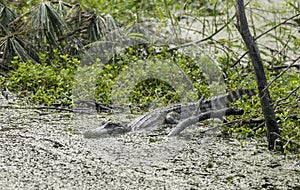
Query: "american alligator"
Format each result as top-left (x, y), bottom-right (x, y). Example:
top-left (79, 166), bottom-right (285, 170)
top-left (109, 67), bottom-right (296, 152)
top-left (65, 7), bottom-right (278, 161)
top-left (83, 89), bottom-right (255, 138)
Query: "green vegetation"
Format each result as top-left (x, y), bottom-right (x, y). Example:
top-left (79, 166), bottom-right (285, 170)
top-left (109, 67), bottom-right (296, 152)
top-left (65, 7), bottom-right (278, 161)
top-left (0, 0), bottom-right (299, 152)
top-left (93, 45), bottom-right (209, 109)
top-left (3, 51), bottom-right (79, 106)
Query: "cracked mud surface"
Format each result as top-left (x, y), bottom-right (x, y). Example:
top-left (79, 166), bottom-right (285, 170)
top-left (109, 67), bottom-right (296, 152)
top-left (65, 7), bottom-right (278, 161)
top-left (0, 95), bottom-right (299, 190)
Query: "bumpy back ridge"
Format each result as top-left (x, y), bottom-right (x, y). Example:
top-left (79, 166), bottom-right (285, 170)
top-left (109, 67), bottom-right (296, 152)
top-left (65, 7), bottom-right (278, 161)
top-left (199, 88), bottom-right (256, 112)
top-left (130, 88), bottom-right (256, 130)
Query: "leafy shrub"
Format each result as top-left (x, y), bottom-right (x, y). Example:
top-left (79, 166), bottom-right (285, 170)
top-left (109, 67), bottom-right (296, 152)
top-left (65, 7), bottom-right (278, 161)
top-left (3, 44), bottom-right (210, 110)
top-left (3, 51), bottom-right (79, 106)
top-left (220, 59), bottom-right (300, 152)
top-left (91, 45), bottom-right (209, 110)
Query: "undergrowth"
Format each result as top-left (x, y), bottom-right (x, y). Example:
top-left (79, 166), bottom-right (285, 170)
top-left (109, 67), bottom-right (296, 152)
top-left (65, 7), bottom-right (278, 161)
top-left (0, 0), bottom-right (299, 152)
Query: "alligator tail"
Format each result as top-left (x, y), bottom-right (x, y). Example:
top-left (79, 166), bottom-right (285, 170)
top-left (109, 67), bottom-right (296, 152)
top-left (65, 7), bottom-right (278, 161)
top-left (199, 88), bottom-right (256, 111)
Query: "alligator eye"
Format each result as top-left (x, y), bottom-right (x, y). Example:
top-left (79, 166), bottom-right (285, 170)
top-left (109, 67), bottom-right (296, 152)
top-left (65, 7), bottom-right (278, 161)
top-left (103, 122), bottom-right (121, 129)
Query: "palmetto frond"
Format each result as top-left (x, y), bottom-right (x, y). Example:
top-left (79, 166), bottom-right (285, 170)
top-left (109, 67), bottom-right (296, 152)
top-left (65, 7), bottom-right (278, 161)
top-left (0, 3), bottom-right (16, 34)
top-left (66, 3), bottom-right (82, 27)
top-left (0, 36), bottom-right (39, 64)
top-left (56, 1), bottom-right (68, 18)
top-left (31, 1), bottom-right (68, 46)
top-left (0, 1), bottom-right (126, 70)
top-left (87, 15), bottom-right (106, 41)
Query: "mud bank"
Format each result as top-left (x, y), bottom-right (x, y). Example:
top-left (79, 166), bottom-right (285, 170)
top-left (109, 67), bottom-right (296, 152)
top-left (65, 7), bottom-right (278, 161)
top-left (0, 96), bottom-right (299, 190)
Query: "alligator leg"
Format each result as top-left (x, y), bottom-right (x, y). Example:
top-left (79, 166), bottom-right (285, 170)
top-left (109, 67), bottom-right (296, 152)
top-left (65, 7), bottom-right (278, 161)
top-left (165, 111), bottom-right (180, 124)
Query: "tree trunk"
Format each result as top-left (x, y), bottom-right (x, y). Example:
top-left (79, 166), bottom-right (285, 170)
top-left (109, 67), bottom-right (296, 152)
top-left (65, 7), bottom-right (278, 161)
top-left (235, 0), bottom-right (280, 150)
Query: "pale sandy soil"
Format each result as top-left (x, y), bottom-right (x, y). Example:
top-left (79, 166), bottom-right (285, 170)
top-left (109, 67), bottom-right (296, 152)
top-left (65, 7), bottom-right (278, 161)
top-left (0, 94), bottom-right (300, 189)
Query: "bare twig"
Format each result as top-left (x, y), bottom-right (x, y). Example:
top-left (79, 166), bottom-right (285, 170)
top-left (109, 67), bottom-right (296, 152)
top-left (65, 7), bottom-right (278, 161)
top-left (227, 114), bottom-right (299, 132)
top-left (255, 13), bottom-right (300, 40)
top-left (231, 51), bottom-right (248, 67)
top-left (232, 12), bottom-right (300, 67)
top-left (0, 104), bottom-right (95, 114)
top-left (74, 100), bottom-right (117, 113)
top-left (3, 134), bottom-right (64, 148)
top-left (274, 86), bottom-right (300, 109)
top-left (252, 122), bottom-right (266, 132)
top-left (242, 115), bottom-right (298, 132)
top-left (270, 64), bottom-right (300, 70)
top-left (225, 117), bottom-right (266, 127)
top-left (271, 132), bottom-right (300, 147)
top-left (34, 106), bottom-right (75, 112)
top-left (166, 14), bottom-right (236, 52)
top-left (262, 55), bottom-right (300, 93)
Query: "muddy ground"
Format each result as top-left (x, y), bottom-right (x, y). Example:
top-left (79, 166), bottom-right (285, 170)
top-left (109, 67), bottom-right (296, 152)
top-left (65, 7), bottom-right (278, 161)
top-left (1, 1), bottom-right (300, 188)
top-left (0, 95), bottom-right (299, 190)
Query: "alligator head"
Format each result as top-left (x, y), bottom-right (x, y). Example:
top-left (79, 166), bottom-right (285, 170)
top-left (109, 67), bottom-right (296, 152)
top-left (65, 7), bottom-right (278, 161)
top-left (83, 122), bottom-right (130, 138)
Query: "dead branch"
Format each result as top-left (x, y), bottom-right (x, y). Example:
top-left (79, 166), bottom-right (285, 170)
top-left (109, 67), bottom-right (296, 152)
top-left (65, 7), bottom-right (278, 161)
top-left (166, 15), bottom-right (236, 52)
top-left (0, 104), bottom-right (96, 115)
top-left (263, 55), bottom-right (300, 93)
top-left (224, 114), bottom-right (298, 132)
top-left (232, 12), bottom-right (300, 68)
top-left (255, 13), bottom-right (300, 40)
top-left (274, 86), bottom-right (300, 109)
top-left (3, 134), bottom-right (64, 148)
top-left (270, 64), bottom-right (300, 70)
top-left (167, 108), bottom-right (244, 136)
top-left (74, 100), bottom-right (117, 113)
top-left (271, 132), bottom-right (300, 148)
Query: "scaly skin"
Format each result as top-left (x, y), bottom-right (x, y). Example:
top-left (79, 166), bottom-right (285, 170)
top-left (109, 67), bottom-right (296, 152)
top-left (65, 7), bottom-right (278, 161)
top-left (83, 89), bottom-right (256, 138)
top-left (130, 88), bottom-right (255, 130)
